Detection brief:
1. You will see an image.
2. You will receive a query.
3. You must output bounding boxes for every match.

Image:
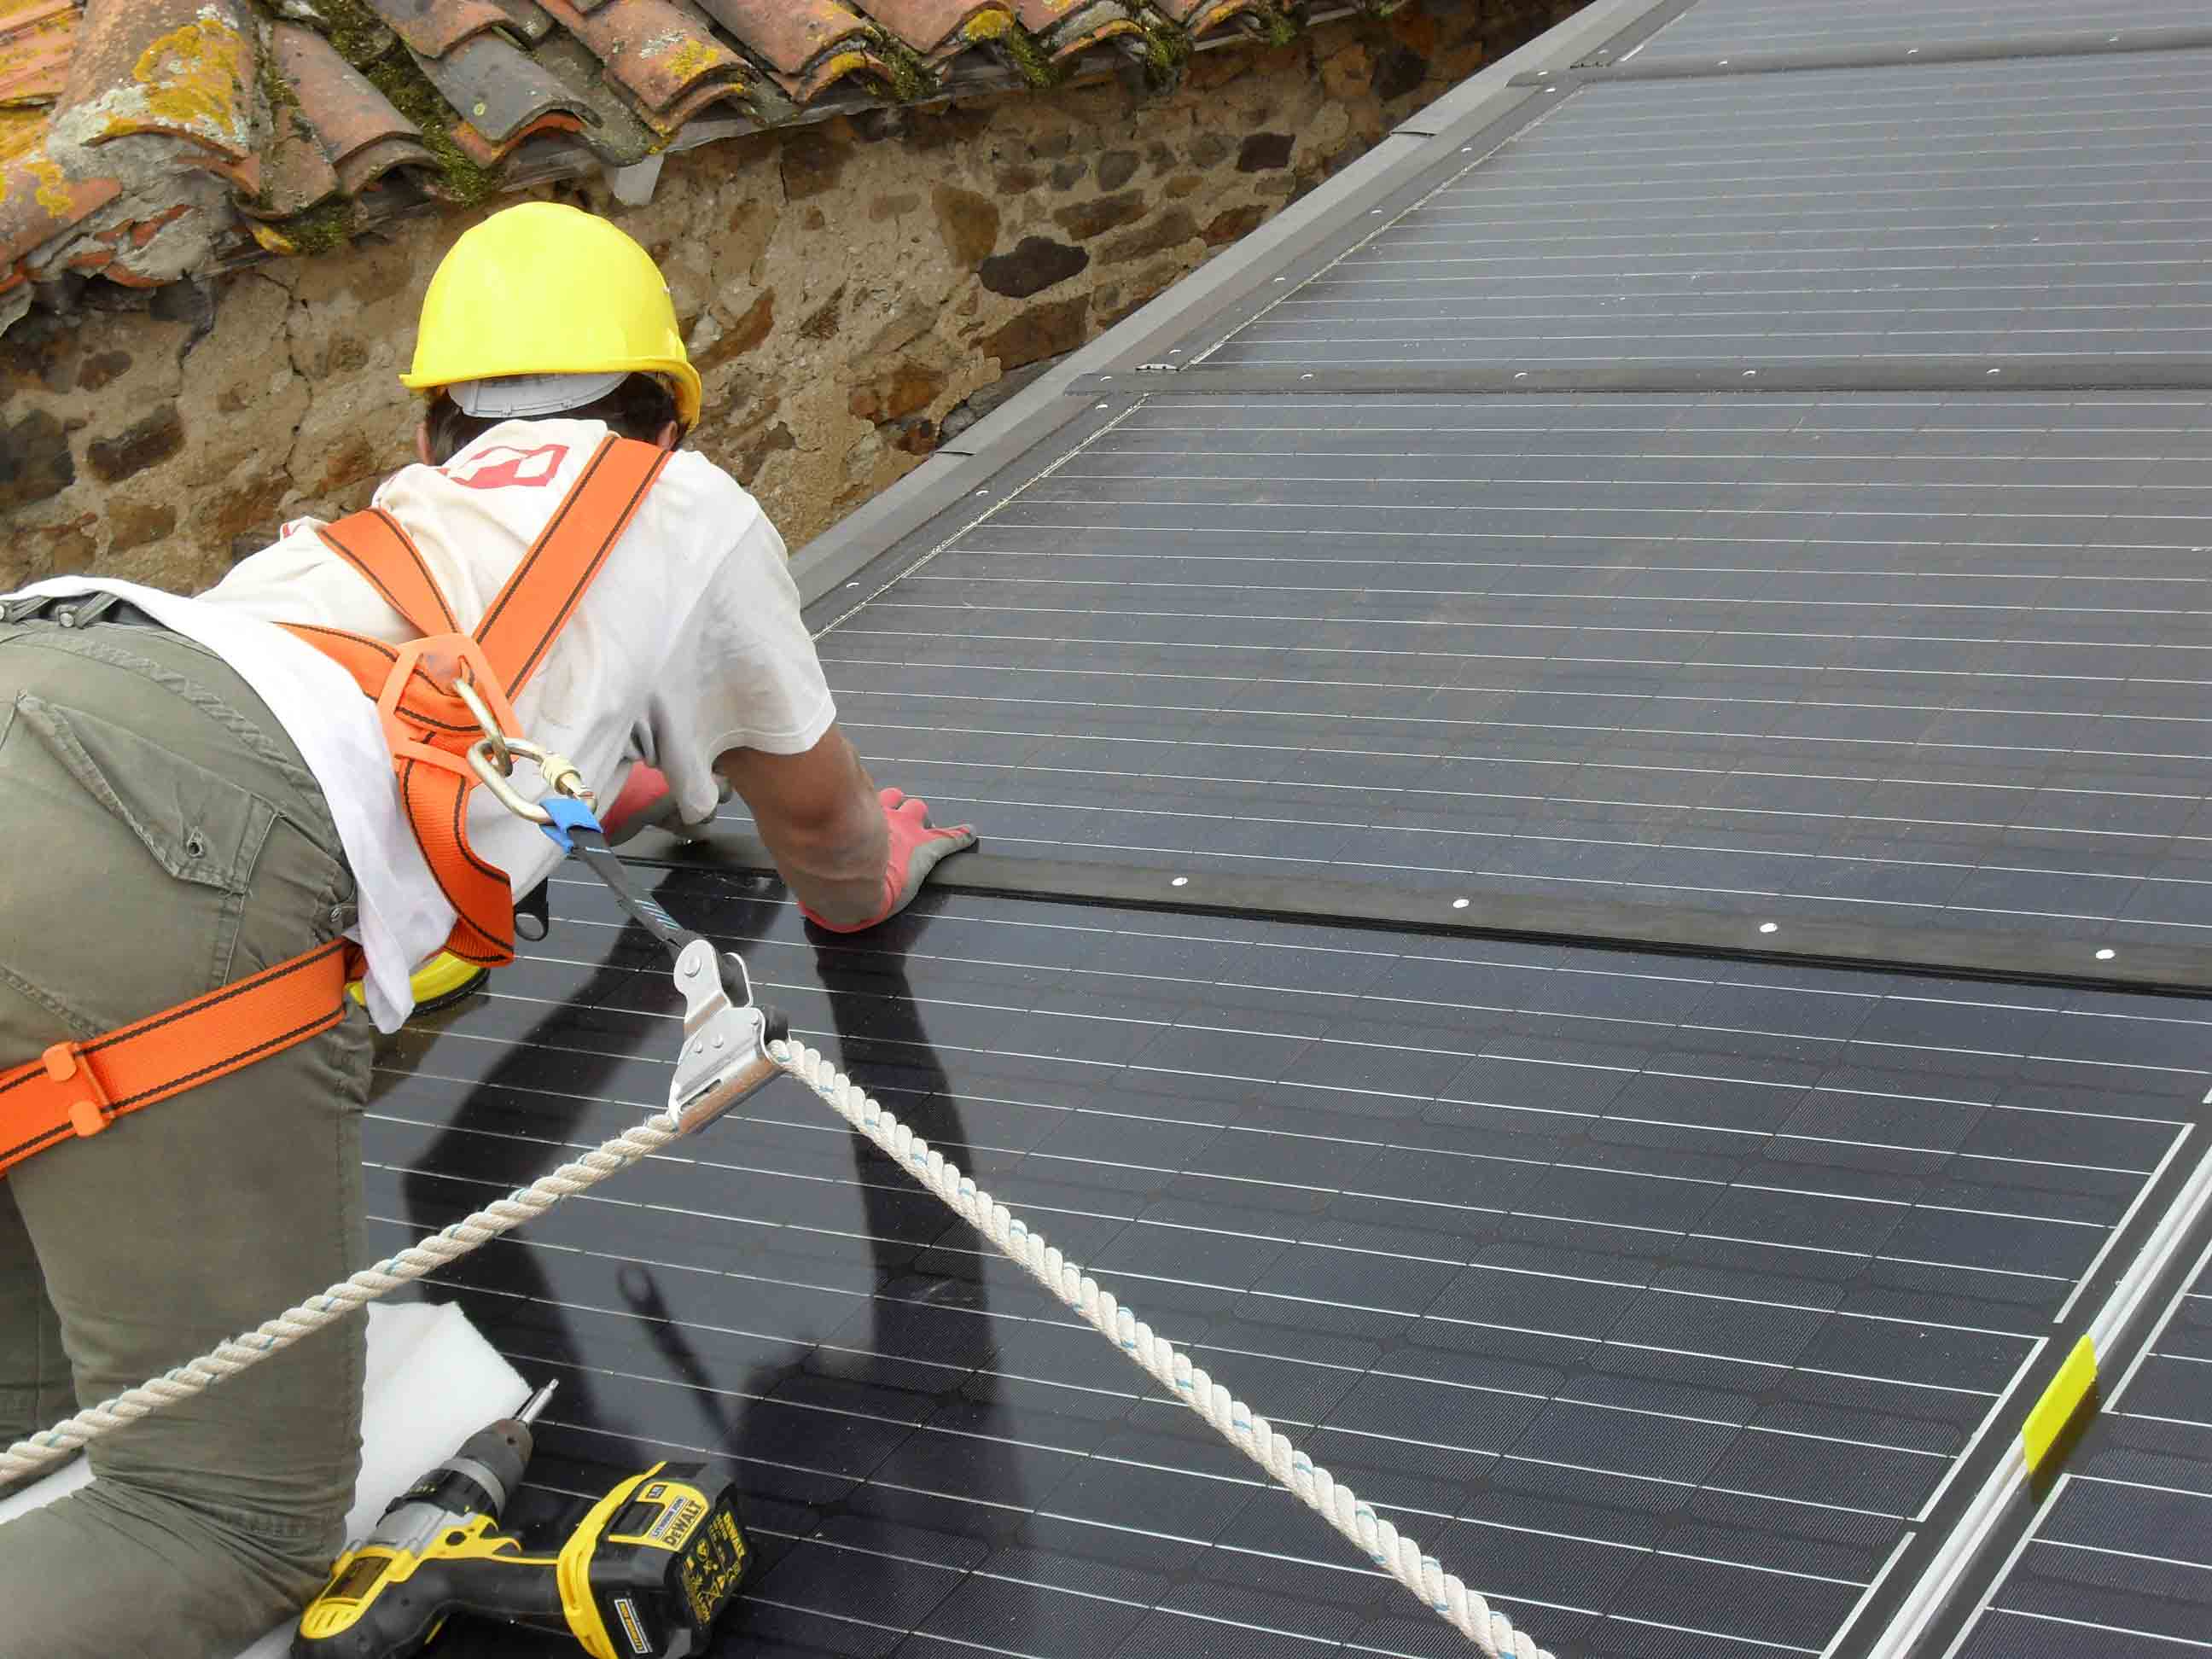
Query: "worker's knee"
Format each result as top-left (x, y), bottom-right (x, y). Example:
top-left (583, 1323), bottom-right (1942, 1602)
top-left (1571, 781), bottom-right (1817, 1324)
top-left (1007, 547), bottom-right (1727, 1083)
top-left (0, 1476), bottom-right (339, 1659)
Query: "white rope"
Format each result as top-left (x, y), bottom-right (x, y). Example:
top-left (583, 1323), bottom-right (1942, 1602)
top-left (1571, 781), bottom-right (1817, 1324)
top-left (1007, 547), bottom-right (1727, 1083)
top-left (0, 1108), bottom-right (685, 1488)
top-left (773, 1039), bottom-right (1556, 1659)
top-left (3, 1050), bottom-right (1559, 1659)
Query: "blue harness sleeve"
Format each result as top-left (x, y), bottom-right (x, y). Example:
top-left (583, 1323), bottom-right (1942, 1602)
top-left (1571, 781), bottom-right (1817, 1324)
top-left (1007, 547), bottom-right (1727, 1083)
top-left (538, 795), bottom-right (605, 853)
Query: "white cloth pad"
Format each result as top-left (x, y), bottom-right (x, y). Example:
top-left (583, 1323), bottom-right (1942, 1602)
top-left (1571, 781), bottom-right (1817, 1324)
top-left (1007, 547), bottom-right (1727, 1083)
top-left (0, 1301), bottom-right (529, 1658)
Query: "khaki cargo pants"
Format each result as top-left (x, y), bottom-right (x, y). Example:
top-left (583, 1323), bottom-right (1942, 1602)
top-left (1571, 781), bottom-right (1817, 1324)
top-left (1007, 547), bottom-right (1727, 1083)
top-left (0, 612), bottom-right (370, 1658)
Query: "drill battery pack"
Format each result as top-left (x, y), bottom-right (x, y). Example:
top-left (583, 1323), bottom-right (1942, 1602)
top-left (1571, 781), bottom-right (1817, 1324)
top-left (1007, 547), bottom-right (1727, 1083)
top-left (559, 1462), bottom-right (749, 1659)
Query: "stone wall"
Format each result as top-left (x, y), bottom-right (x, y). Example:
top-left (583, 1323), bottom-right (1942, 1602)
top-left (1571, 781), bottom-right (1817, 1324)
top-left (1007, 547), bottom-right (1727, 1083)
top-left (0, 1), bottom-right (1588, 594)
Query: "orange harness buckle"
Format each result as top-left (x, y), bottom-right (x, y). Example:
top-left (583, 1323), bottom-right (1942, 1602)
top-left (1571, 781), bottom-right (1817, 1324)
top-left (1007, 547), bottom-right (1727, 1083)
top-left (41, 1043), bottom-right (110, 1138)
top-left (375, 632), bottom-right (523, 781)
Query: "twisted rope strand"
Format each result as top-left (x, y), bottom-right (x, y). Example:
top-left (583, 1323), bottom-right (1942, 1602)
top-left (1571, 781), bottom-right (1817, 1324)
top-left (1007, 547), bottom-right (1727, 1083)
top-left (0, 1111), bottom-right (684, 1488)
top-left (4, 1048), bottom-right (1559, 1659)
top-left (773, 1039), bottom-right (1556, 1659)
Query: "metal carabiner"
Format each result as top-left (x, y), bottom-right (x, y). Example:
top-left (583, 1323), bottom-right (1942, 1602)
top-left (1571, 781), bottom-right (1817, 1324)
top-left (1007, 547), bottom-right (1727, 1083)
top-left (450, 676), bottom-right (514, 779)
top-left (467, 736), bottom-right (597, 824)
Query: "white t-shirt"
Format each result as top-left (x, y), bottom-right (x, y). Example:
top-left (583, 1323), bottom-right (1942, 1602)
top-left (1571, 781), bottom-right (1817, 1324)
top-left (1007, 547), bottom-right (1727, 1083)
top-left (9, 419), bottom-right (833, 1030)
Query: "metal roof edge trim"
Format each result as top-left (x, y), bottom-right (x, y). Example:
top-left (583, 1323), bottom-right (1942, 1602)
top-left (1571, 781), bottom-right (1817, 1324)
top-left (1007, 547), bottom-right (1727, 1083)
top-left (1847, 1145), bottom-right (2212, 1659)
top-left (1546, 23), bottom-right (2212, 84)
top-left (785, 0), bottom-right (1682, 607)
top-left (1074, 358), bottom-right (2212, 397)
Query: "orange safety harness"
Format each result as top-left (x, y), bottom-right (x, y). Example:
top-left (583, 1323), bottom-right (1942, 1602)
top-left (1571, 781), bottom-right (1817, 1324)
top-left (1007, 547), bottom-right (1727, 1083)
top-left (0, 435), bottom-right (670, 1179)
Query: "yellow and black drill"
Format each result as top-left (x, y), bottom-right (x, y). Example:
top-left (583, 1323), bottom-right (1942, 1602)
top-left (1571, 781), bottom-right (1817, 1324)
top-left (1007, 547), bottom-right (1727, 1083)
top-left (293, 1382), bottom-right (749, 1659)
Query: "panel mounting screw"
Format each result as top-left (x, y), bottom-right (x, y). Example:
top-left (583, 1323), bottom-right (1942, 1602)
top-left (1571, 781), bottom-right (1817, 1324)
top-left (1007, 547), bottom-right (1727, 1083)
top-left (1452, 898), bottom-right (1470, 910)
top-left (1758, 923), bottom-right (1778, 934)
top-left (2095, 948), bottom-right (2116, 960)
top-left (1171, 876), bottom-right (1190, 888)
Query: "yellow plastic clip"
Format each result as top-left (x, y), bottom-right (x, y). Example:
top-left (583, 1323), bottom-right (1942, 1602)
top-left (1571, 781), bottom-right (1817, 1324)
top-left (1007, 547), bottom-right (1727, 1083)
top-left (2022, 1335), bottom-right (2098, 1475)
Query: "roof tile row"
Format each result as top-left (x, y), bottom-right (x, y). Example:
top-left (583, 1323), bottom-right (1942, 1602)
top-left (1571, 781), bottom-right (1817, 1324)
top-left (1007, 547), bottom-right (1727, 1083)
top-left (2, 0), bottom-right (1333, 313)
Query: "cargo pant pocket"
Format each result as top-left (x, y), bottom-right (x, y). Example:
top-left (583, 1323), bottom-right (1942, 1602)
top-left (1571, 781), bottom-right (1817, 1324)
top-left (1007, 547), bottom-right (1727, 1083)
top-left (0, 694), bottom-right (279, 1013)
top-left (9, 694), bottom-right (276, 894)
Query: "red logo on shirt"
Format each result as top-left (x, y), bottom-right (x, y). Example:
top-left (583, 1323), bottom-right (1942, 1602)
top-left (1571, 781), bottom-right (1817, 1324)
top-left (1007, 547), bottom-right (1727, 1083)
top-left (447, 444), bottom-right (570, 490)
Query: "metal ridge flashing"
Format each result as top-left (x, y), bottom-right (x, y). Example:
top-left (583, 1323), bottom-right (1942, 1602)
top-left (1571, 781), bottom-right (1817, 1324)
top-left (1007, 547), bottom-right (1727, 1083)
top-left (784, 0), bottom-right (1684, 607)
top-left (1546, 23), bottom-right (2212, 83)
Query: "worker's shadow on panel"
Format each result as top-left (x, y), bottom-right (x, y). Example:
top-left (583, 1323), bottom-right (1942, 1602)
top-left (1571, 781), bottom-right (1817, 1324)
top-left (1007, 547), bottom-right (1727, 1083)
top-left (389, 882), bottom-right (1016, 1647)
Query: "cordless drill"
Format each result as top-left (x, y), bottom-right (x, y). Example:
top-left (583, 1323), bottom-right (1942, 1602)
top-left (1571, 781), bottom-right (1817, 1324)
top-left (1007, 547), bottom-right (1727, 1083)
top-left (293, 1382), bottom-right (749, 1659)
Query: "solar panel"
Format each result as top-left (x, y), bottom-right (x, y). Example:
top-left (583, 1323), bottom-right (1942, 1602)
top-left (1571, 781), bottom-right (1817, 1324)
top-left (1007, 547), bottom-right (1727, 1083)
top-left (1947, 1243), bottom-right (2212, 1656)
top-left (1194, 50), bottom-right (2212, 371)
top-left (803, 390), bottom-right (2212, 960)
top-left (1639, 0), bottom-right (2212, 62)
top-left (370, 866), bottom-right (2207, 1657)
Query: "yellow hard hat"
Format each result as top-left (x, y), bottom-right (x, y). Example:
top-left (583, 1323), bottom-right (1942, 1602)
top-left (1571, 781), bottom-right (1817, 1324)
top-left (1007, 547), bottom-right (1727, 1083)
top-left (401, 201), bottom-right (703, 429)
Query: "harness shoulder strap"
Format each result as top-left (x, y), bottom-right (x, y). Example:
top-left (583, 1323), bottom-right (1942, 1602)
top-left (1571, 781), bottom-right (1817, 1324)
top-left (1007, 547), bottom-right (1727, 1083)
top-left (318, 507), bottom-right (459, 638)
top-left (475, 436), bottom-right (670, 694)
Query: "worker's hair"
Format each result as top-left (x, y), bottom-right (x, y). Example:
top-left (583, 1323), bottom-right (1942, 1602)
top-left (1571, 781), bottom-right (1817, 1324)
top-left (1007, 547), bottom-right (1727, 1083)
top-left (422, 373), bottom-right (682, 464)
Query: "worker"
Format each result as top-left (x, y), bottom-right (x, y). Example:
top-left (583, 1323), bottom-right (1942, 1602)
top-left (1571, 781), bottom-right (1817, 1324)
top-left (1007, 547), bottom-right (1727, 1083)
top-left (0, 201), bottom-right (973, 1658)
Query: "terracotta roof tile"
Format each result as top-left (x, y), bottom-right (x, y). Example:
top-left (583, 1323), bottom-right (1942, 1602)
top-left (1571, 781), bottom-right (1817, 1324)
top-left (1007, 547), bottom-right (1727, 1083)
top-left (690, 0), bottom-right (867, 77)
top-left (1013, 0), bottom-right (1144, 58)
top-left (489, 1), bottom-right (559, 44)
top-left (270, 22), bottom-right (437, 197)
top-left (1, 0), bottom-right (1368, 324)
top-left (408, 26), bottom-right (595, 147)
top-left (0, 0), bottom-right (75, 108)
top-left (863, 3), bottom-right (1019, 58)
top-left (0, 125), bottom-right (119, 265)
top-left (244, 96), bottom-right (342, 221)
top-left (1153, 0), bottom-right (1272, 37)
top-left (529, 0), bottom-right (748, 135)
top-left (527, 29), bottom-right (659, 161)
top-left (55, 0), bottom-right (259, 188)
top-left (684, 0), bottom-right (902, 102)
top-left (357, 0), bottom-right (517, 59)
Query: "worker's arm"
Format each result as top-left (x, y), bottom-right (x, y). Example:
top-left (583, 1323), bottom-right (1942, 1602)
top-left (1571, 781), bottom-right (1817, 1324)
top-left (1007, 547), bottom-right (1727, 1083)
top-left (715, 725), bottom-right (975, 930)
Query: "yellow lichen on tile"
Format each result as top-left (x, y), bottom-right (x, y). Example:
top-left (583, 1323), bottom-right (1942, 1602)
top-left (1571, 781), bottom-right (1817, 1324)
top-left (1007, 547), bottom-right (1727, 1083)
top-left (247, 218), bottom-right (298, 254)
top-left (99, 5), bottom-right (253, 153)
top-left (650, 37), bottom-right (724, 83)
top-left (814, 49), bottom-right (872, 84)
top-left (9, 148), bottom-right (73, 218)
top-left (0, 105), bottom-right (44, 168)
top-left (963, 11), bottom-right (1016, 43)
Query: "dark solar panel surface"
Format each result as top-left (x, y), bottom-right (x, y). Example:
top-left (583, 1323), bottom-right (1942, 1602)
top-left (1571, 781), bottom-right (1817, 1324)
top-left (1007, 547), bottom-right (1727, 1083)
top-left (808, 390), bottom-right (2212, 949)
top-left (372, 867), bottom-right (2206, 1658)
top-left (1196, 50), bottom-right (2212, 370)
top-left (1951, 1245), bottom-right (2212, 1656)
top-left (1640, 0), bottom-right (2212, 61)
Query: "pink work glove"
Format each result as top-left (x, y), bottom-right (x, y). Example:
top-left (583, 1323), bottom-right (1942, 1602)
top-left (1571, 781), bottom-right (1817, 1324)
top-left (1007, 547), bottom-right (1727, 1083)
top-left (800, 788), bottom-right (977, 933)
